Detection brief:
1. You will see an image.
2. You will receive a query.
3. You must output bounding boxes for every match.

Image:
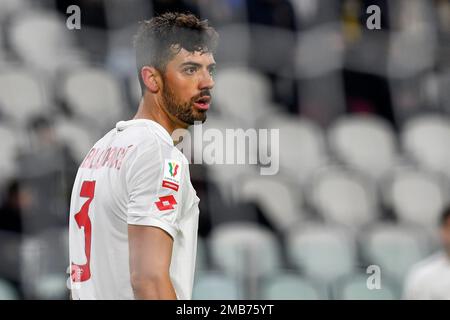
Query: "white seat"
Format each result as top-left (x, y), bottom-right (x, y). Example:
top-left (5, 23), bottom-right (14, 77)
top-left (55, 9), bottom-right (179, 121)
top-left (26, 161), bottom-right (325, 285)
top-left (209, 223), bottom-right (282, 278)
top-left (20, 227), bottom-right (69, 298)
top-left (386, 168), bottom-right (448, 228)
top-left (34, 273), bottom-right (68, 300)
top-left (261, 272), bottom-right (326, 300)
top-left (333, 273), bottom-right (398, 300)
top-left (195, 237), bottom-right (208, 277)
top-left (261, 113), bottom-right (328, 185)
top-left (0, 69), bottom-right (47, 126)
top-left (0, 0), bottom-right (27, 24)
top-left (387, 31), bottom-right (436, 79)
top-left (0, 231), bottom-right (22, 284)
top-left (297, 71), bottom-right (346, 127)
top-left (328, 114), bottom-right (398, 181)
top-left (286, 223), bottom-right (357, 285)
top-left (309, 167), bottom-right (378, 228)
top-left (0, 124), bottom-right (24, 181)
top-left (438, 71), bottom-right (450, 114)
top-left (345, 31), bottom-right (390, 77)
top-left (214, 24), bottom-right (251, 67)
top-left (386, 0), bottom-right (436, 78)
top-left (193, 271), bottom-right (240, 300)
top-left (0, 279), bottom-right (19, 300)
top-left (214, 67), bottom-right (273, 127)
top-left (290, 0), bottom-right (341, 27)
top-left (61, 67), bottom-right (125, 131)
top-left (53, 117), bottom-right (96, 163)
top-left (401, 114), bottom-right (450, 178)
top-left (360, 223), bottom-right (431, 284)
top-left (9, 10), bottom-right (86, 73)
top-left (295, 22), bottom-right (344, 78)
top-left (237, 174), bottom-right (303, 231)
top-left (249, 25), bottom-right (297, 75)
top-left (191, 115), bottom-right (261, 202)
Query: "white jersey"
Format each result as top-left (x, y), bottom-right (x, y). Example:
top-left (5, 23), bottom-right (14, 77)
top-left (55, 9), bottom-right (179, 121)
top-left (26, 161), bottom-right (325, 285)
top-left (402, 252), bottom-right (450, 300)
top-left (69, 119), bottom-right (200, 300)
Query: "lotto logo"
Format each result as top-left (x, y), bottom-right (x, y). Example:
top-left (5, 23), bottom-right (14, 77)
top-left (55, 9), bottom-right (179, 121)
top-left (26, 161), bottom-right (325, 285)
top-left (155, 195), bottom-right (177, 211)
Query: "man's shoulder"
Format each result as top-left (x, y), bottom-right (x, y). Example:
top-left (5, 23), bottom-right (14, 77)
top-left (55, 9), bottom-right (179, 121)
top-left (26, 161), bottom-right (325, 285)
top-left (407, 252), bottom-right (447, 281)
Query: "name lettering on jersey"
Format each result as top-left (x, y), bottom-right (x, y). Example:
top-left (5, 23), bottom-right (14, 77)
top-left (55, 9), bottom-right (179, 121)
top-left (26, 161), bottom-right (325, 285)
top-left (80, 145), bottom-right (134, 170)
top-left (155, 195), bottom-right (177, 211)
top-left (161, 159), bottom-right (182, 191)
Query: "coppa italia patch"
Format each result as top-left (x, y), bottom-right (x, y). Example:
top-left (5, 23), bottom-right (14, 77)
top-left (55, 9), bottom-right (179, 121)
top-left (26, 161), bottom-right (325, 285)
top-left (162, 159), bottom-right (182, 191)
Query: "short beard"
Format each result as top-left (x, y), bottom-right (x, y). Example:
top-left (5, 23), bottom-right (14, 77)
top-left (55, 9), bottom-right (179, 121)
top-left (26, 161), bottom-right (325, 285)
top-left (162, 80), bottom-right (207, 125)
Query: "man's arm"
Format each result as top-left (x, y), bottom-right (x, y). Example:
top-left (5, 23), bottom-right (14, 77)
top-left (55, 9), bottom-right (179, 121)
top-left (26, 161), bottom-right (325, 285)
top-left (128, 225), bottom-right (177, 299)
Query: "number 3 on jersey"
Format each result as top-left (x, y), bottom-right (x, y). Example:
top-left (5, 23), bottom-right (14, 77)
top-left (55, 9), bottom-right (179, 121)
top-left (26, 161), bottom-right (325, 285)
top-left (71, 180), bottom-right (96, 282)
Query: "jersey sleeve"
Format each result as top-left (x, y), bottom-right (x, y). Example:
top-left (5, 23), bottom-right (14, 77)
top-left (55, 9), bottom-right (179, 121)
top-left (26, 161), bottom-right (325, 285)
top-left (126, 145), bottom-right (184, 239)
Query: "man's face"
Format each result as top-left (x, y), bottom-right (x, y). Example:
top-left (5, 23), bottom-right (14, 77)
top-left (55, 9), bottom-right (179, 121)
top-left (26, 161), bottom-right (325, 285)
top-left (160, 48), bottom-right (216, 125)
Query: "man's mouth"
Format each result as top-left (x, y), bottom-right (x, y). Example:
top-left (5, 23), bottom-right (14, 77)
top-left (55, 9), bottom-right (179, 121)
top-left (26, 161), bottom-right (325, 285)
top-left (193, 96), bottom-right (211, 111)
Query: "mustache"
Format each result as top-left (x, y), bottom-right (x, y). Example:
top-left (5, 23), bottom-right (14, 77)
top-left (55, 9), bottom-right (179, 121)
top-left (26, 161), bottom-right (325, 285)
top-left (192, 89), bottom-right (212, 101)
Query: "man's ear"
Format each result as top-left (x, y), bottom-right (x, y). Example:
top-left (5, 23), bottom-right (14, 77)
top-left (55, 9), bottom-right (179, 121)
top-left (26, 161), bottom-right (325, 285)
top-left (141, 66), bottom-right (161, 93)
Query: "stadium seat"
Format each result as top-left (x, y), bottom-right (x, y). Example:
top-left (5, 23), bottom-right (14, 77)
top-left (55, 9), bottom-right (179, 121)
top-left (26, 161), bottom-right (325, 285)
top-left (249, 25), bottom-right (297, 76)
top-left (0, 278), bottom-right (19, 300)
top-left (9, 9), bottom-right (86, 73)
top-left (308, 166), bottom-right (378, 228)
top-left (236, 174), bottom-right (303, 231)
top-left (53, 117), bottom-right (97, 163)
top-left (0, 69), bottom-right (47, 126)
top-left (332, 273), bottom-right (398, 300)
top-left (195, 237), bottom-right (208, 277)
top-left (385, 168), bottom-right (448, 228)
top-left (290, 0), bottom-right (341, 28)
top-left (328, 114), bottom-right (398, 181)
top-left (20, 227), bottom-right (69, 299)
top-left (360, 223), bottom-right (431, 284)
top-left (214, 67), bottom-right (273, 127)
top-left (295, 22), bottom-right (344, 78)
top-left (261, 272), bottom-right (327, 300)
top-left (401, 114), bottom-right (450, 178)
top-left (195, 115), bottom-right (261, 203)
top-left (214, 24), bottom-right (251, 67)
top-left (439, 70), bottom-right (450, 114)
top-left (260, 113), bottom-right (328, 185)
top-left (0, 0), bottom-right (27, 25)
top-left (209, 222), bottom-right (282, 278)
top-left (34, 273), bottom-right (68, 300)
top-left (193, 271), bottom-right (241, 300)
top-left (0, 124), bottom-right (23, 181)
top-left (286, 223), bottom-right (357, 285)
top-left (61, 67), bottom-right (126, 131)
top-left (344, 31), bottom-right (390, 77)
top-left (0, 231), bottom-right (22, 284)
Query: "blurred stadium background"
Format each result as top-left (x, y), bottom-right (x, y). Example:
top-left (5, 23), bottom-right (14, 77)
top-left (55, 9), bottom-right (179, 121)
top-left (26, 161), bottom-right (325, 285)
top-left (0, 0), bottom-right (449, 300)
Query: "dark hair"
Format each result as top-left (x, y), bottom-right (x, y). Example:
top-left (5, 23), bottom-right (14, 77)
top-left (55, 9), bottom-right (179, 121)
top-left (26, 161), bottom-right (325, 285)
top-left (441, 205), bottom-right (450, 226)
top-left (134, 12), bottom-right (219, 94)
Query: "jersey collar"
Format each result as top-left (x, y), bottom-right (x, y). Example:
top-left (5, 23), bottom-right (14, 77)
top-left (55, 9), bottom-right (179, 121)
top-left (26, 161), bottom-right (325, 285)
top-left (116, 119), bottom-right (174, 146)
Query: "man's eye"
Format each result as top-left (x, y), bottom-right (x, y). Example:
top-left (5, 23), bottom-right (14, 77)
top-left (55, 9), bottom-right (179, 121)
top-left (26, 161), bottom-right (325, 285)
top-left (209, 68), bottom-right (216, 76)
top-left (184, 67), bottom-right (197, 75)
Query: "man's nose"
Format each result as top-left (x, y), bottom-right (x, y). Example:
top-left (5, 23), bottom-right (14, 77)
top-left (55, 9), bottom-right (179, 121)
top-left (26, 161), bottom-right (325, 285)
top-left (199, 70), bottom-right (214, 90)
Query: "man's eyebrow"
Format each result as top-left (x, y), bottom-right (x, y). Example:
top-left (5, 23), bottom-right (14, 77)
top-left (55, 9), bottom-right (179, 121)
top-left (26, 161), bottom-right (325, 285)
top-left (179, 62), bottom-right (216, 69)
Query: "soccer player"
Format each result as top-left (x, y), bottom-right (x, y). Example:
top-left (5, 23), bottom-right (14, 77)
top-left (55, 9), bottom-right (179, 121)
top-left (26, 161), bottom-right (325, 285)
top-left (68, 12), bottom-right (218, 300)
